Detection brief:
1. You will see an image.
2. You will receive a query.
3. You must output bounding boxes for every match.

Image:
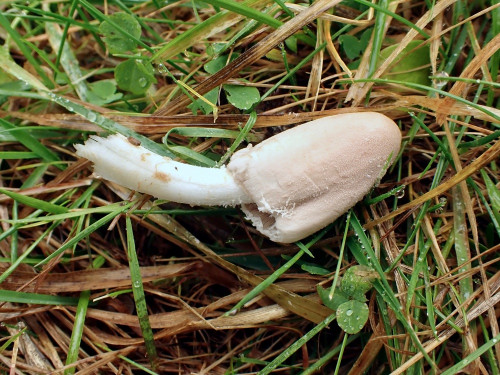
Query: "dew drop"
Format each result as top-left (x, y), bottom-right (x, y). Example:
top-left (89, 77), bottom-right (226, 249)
top-left (87, 112), bottom-right (97, 122)
top-left (133, 281), bottom-right (141, 288)
top-left (138, 77), bottom-right (148, 87)
top-left (346, 309), bottom-right (353, 316)
top-left (434, 71), bottom-right (449, 89)
top-left (156, 63), bottom-right (168, 75)
top-left (396, 187), bottom-right (405, 199)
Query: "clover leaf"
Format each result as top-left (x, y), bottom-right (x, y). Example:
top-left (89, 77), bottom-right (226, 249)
top-left (340, 265), bottom-right (379, 302)
top-left (339, 29), bottom-right (372, 60)
top-left (223, 84), bottom-right (260, 111)
top-left (87, 80), bottom-right (122, 106)
top-left (99, 13), bottom-right (141, 54)
top-left (336, 300), bottom-right (369, 334)
top-left (198, 54), bottom-right (260, 111)
top-left (317, 285), bottom-right (349, 311)
top-left (319, 265), bottom-right (378, 335)
top-left (115, 59), bottom-right (156, 95)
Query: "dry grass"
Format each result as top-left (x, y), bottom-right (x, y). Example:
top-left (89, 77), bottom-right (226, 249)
top-left (0, 1), bottom-right (499, 374)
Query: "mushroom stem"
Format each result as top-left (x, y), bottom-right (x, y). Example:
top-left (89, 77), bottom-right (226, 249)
top-left (74, 134), bottom-right (252, 206)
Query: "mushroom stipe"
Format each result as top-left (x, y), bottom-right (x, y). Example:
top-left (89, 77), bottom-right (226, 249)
top-left (75, 112), bottom-right (402, 243)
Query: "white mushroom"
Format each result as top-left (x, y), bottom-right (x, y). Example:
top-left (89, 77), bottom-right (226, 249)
top-left (75, 112), bottom-right (401, 243)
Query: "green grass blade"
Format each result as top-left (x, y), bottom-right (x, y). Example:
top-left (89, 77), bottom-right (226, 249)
top-left (125, 215), bottom-right (158, 367)
top-left (452, 185), bottom-right (473, 304)
top-left (218, 111), bottom-right (257, 165)
top-left (227, 248), bottom-right (306, 315)
top-left (0, 151), bottom-right (38, 159)
top-left (0, 118), bottom-right (61, 168)
top-left (44, 5), bottom-right (89, 101)
top-left (35, 201), bottom-right (134, 267)
top-left (345, 78), bottom-right (500, 121)
top-left (441, 333), bottom-right (500, 375)
top-left (349, 213), bottom-right (437, 369)
top-left (354, 0), bottom-right (429, 38)
top-left (203, 0), bottom-right (282, 28)
top-left (0, 188), bottom-right (69, 214)
top-left (0, 10), bottom-right (53, 88)
top-left (367, 0), bottom-right (389, 77)
top-left (301, 334), bottom-right (358, 374)
top-left (481, 169), bottom-right (500, 213)
top-left (44, 92), bottom-right (175, 158)
top-left (152, 0), bottom-right (271, 61)
top-left (258, 313), bottom-right (339, 374)
top-left (65, 255), bottom-right (104, 375)
top-left (0, 290), bottom-right (79, 305)
top-left (64, 290), bottom-right (91, 375)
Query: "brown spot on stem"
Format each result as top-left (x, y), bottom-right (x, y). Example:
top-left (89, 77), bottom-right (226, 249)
top-left (154, 171), bottom-right (170, 182)
top-left (127, 137), bottom-right (141, 146)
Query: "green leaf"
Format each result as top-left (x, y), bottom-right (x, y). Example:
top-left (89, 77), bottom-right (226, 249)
top-left (188, 87), bottom-right (219, 114)
top-left (318, 285), bottom-right (349, 311)
top-left (87, 80), bottom-right (123, 105)
top-left (285, 36), bottom-right (297, 53)
top-left (223, 84), bottom-right (260, 110)
top-left (115, 59), bottom-right (156, 95)
top-left (99, 12), bottom-right (142, 54)
top-left (204, 54), bottom-right (238, 74)
top-left (340, 265), bottom-right (379, 302)
top-left (339, 29), bottom-right (372, 60)
top-left (300, 263), bottom-right (330, 276)
top-left (336, 300), bottom-right (369, 334)
top-left (378, 40), bottom-right (431, 86)
top-left (339, 35), bottom-right (364, 60)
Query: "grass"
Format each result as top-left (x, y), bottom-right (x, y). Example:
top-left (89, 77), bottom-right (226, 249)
top-left (0, 0), bottom-right (499, 374)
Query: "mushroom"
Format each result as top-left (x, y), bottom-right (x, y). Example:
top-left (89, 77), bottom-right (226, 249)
top-left (75, 112), bottom-right (401, 243)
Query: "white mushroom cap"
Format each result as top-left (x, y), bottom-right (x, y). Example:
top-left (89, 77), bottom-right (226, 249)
top-left (227, 112), bottom-right (402, 243)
